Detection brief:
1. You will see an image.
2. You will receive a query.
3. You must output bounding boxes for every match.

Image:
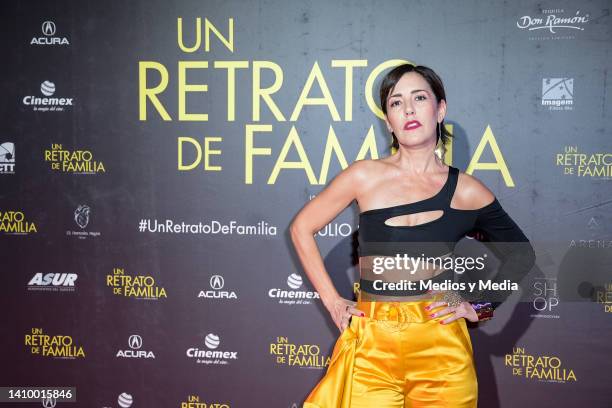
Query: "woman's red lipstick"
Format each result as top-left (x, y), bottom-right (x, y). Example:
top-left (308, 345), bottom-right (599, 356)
top-left (404, 120), bottom-right (422, 130)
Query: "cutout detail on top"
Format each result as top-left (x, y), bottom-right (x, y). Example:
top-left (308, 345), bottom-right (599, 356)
top-left (383, 210), bottom-right (444, 227)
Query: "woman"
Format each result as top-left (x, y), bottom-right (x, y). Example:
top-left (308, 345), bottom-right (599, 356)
top-left (290, 64), bottom-right (536, 408)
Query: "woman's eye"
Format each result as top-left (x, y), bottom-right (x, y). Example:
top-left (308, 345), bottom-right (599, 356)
top-left (390, 100), bottom-right (400, 107)
top-left (415, 95), bottom-right (427, 101)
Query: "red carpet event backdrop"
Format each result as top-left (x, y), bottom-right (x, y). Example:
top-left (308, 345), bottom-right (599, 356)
top-left (1, 0), bottom-right (611, 407)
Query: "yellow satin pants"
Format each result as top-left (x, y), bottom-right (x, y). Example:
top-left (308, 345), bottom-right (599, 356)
top-left (303, 297), bottom-right (477, 408)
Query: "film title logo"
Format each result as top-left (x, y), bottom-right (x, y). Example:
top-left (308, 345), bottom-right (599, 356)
top-left (106, 267), bottom-right (167, 300)
top-left (181, 395), bottom-right (230, 408)
top-left (270, 336), bottom-right (330, 369)
top-left (186, 333), bottom-right (238, 365)
top-left (505, 346), bottom-right (576, 383)
top-left (0, 210), bottom-right (37, 235)
top-left (268, 274), bottom-right (320, 305)
top-left (25, 328), bottom-right (85, 359)
top-left (595, 283), bottom-right (612, 313)
top-left (0, 142), bottom-right (15, 174)
top-left (556, 145), bottom-right (611, 179)
top-left (138, 18), bottom-right (519, 187)
top-left (45, 144), bottom-right (106, 174)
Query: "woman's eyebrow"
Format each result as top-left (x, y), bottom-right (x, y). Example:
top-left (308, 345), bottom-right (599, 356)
top-left (389, 89), bottom-right (429, 98)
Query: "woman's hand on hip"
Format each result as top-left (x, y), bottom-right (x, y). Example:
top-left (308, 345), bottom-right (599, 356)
top-left (325, 296), bottom-right (364, 333)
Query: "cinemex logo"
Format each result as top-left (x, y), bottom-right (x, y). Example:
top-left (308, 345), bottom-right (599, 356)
top-left (23, 81), bottom-right (74, 112)
top-left (31, 21), bottom-right (70, 46)
top-left (117, 392), bottom-right (133, 408)
top-left (542, 78), bottom-right (574, 110)
top-left (27, 273), bottom-right (78, 292)
top-left (0, 142), bottom-right (15, 174)
top-left (186, 333), bottom-right (238, 365)
top-left (198, 274), bottom-right (238, 300)
top-left (116, 335), bottom-right (155, 359)
top-left (268, 273), bottom-right (320, 305)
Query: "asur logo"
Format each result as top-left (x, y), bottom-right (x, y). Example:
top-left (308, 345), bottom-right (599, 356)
top-left (42, 21), bottom-right (56, 36)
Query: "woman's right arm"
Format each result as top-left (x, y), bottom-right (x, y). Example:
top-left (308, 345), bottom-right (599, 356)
top-left (289, 160), bottom-right (367, 331)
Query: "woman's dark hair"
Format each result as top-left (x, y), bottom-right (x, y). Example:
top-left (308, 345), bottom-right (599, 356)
top-left (379, 64), bottom-right (453, 150)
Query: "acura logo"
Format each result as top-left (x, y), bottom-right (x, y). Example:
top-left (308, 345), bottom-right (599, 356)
top-left (210, 275), bottom-right (224, 290)
top-left (128, 335), bottom-right (142, 350)
top-left (42, 21), bottom-right (56, 36)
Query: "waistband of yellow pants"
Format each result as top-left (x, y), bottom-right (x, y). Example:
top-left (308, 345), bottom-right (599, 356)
top-left (356, 298), bottom-right (434, 323)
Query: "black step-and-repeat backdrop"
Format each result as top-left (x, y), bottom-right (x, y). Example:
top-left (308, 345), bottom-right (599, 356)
top-left (1, 0), bottom-right (611, 407)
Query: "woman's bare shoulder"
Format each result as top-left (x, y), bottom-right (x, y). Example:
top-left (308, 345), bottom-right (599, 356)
top-left (342, 158), bottom-right (388, 184)
top-left (453, 170), bottom-right (496, 210)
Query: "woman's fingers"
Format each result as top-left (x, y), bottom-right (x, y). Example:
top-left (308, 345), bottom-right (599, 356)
top-left (426, 301), bottom-right (447, 310)
top-left (429, 306), bottom-right (454, 318)
top-left (349, 306), bottom-right (364, 317)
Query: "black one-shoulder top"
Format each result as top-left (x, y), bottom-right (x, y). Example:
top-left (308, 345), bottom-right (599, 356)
top-left (357, 165), bottom-right (536, 310)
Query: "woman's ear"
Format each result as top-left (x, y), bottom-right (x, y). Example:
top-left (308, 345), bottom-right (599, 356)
top-left (384, 116), bottom-right (393, 133)
top-left (437, 99), bottom-right (447, 123)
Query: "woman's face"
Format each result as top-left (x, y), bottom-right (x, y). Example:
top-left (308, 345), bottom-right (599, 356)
top-left (384, 72), bottom-right (446, 148)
